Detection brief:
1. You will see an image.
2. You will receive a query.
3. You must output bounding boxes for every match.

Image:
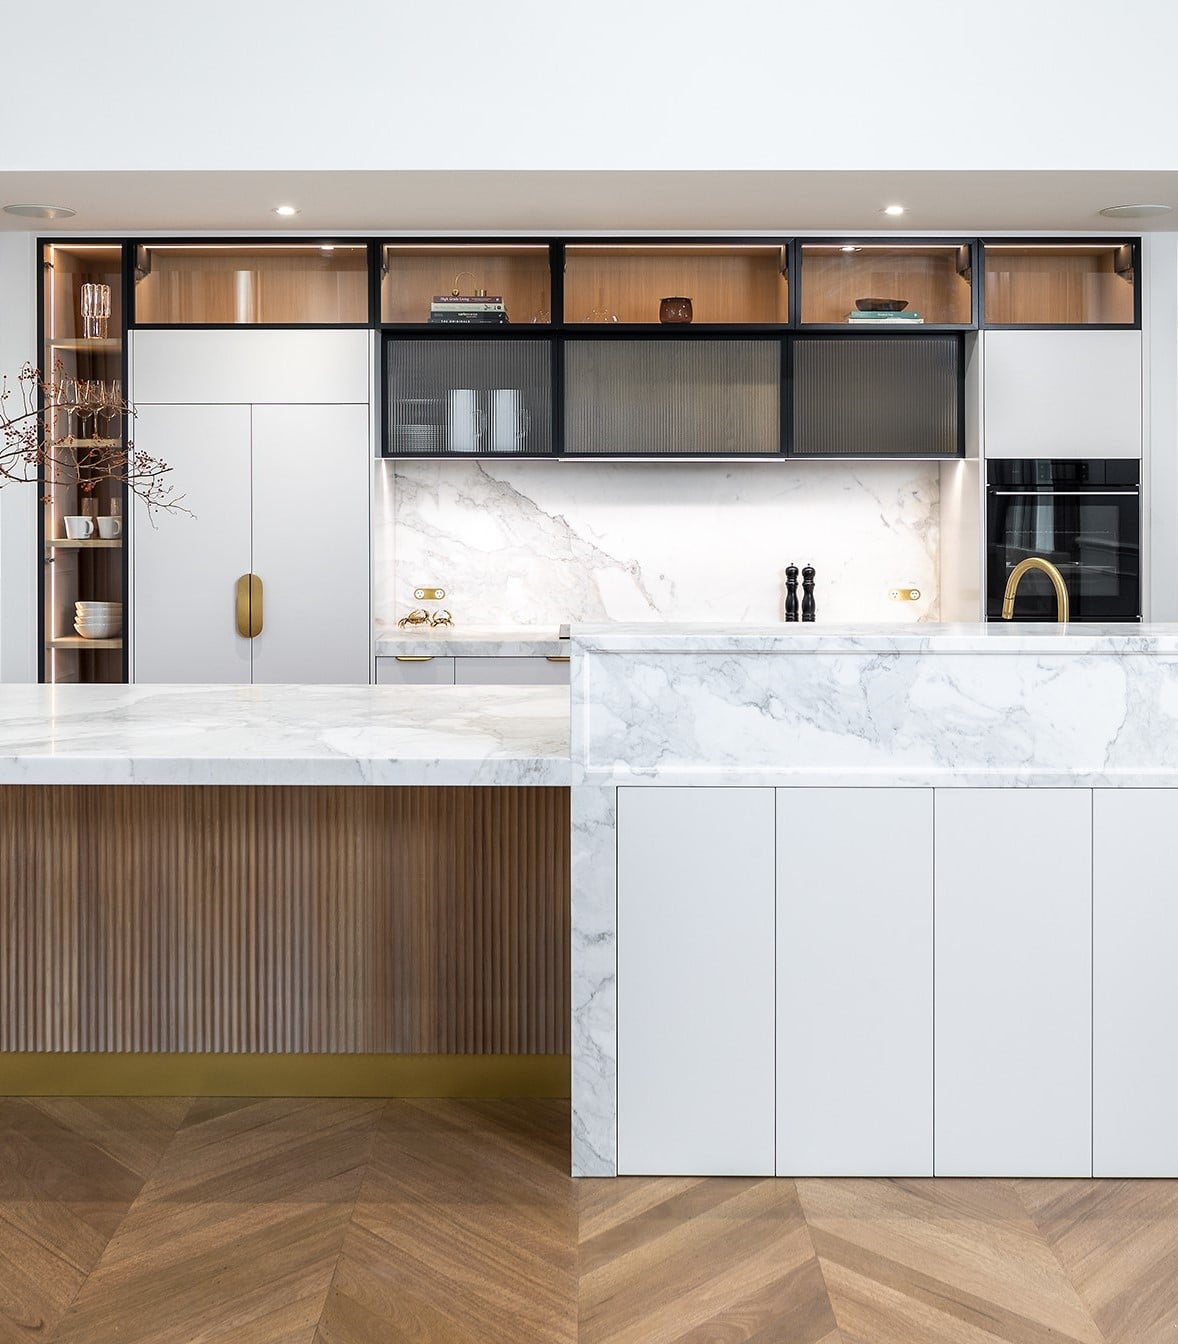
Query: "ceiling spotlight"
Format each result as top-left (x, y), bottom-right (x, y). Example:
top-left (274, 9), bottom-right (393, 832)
top-left (3, 203), bottom-right (77, 219)
top-left (841, 245), bottom-right (860, 253)
top-left (320, 244), bottom-right (335, 252)
top-left (882, 204), bottom-right (905, 217)
top-left (1098, 203), bottom-right (1173, 219)
top-left (272, 205), bottom-right (299, 217)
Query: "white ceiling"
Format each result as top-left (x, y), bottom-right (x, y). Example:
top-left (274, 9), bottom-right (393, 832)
top-left (2, 171), bottom-right (1177, 236)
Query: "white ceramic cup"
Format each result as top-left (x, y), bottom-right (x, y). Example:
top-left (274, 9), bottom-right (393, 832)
top-left (63, 515), bottom-right (94, 539)
top-left (96, 516), bottom-right (122, 539)
top-left (446, 389), bottom-right (483, 453)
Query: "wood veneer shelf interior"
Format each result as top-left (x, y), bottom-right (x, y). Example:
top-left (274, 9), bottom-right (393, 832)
top-left (47, 637), bottom-right (123, 649)
top-left (48, 338), bottom-right (122, 351)
top-left (46, 538), bottom-right (123, 549)
top-left (381, 245), bottom-right (551, 325)
top-left (983, 244), bottom-right (1135, 325)
top-left (800, 245), bottom-right (972, 326)
top-left (564, 244), bottom-right (789, 325)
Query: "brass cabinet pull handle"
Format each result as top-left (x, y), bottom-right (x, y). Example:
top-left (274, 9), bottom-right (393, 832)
top-left (546, 656), bottom-right (571, 663)
top-left (235, 573), bottom-right (263, 638)
top-left (394, 655), bottom-right (434, 662)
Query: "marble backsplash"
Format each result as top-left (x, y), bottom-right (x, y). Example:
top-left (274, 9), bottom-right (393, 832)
top-left (375, 459), bottom-right (940, 628)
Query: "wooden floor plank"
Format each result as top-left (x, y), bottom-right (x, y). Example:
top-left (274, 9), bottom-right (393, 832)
top-left (798, 1177), bottom-right (1107, 1344)
top-left (50, 1098), bottom-right (382, 1344)
top-left (1015, 1178), bottom-right (1178, 1344)
top-left (316, 1099), bottom-right (575, 1344)
top-left (0, 1097), bottom-right (187, 1343)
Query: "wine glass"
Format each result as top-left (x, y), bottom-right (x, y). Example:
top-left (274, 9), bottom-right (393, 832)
top-left (55, 375), bottom-right (78, 439)
top-left (78, 380), bottom-right (105, 438)
top-left (102, 378), bottom-right (123, 439)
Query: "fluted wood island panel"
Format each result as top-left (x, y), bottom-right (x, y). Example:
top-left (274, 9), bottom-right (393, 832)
top-left (1, 785), bottom-right (569, 1055)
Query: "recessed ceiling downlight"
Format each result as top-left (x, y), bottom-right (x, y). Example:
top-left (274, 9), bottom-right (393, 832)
top-left (1098, 203), bottom-right (1173, 219)
top-left (272, 205), bottom-right (299, 217)
top-left (882, 204), bottom-right (905, 217)
top-left (3, 203), bottom-right (77, 219)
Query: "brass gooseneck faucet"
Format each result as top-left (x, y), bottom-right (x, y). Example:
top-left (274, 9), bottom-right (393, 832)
top-left (1002, 557), bottom-right (1070, 624)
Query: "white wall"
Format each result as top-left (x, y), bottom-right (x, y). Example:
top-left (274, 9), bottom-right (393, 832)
top-left (1144, 233), bottom-right (1178, 620)
top-left (0, 232), bottom-right (38, 681)
top-left (3, 1), bottom-right (1178, 172)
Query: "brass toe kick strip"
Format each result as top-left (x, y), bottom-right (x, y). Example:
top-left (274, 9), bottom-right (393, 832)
top-left (0, 1053), bottom-right (570, 1099)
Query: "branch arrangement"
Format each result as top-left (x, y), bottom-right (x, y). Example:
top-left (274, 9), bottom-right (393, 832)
top-left (0, 361), bottom-right (187, 514)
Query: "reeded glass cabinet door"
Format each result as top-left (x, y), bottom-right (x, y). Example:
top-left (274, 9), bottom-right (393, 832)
top-left (563, 339), bottom-right (780, 456)
top-left (791, 336), bottom-right (961, 458)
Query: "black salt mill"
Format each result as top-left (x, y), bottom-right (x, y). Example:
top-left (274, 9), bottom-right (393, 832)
top-left (801, 564), bottom-right (816, 622)
top-left (784, 564), bottom-right (799, 622)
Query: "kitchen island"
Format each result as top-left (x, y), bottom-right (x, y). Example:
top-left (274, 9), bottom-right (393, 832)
top-left (571, 623), bottom-right (1178, 1181)
top-left (0, 683), bottom-right (571, 1095)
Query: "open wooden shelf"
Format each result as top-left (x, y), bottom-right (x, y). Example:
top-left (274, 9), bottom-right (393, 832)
top-left (982, 244), bottom-right (1135, 325)
top-left (564, 244), bottom-right (789, 326)
top-left (381, 244), bottom-right (552, 325)
top-left (47, 636), bottom-right (123, 649)
top-left (800, 244), bottom-right (973, 326)
top-left (48, 338), bottom-right (121, 351)
top-left (46, 538), bottom-right (123, 549)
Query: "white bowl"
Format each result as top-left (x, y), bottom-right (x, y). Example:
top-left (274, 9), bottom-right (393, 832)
top-left (74, 623), bottom-right (121, 638)
top-left (76, 602), bottom-right (122, 611)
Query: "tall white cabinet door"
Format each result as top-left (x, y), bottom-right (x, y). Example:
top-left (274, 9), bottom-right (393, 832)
top-left (934, 789), bottom-right (1092, 1176)
top-left (132, 404), bottom-right (253, 684)
top-left (984, 330), bottom-right (1141, 459)
top-left (617, 787), bottom-right (776, 1176)
top-left (250, 405), bottom-right (371, 685)
top-left (777, 788), bottom-right (933, 1176)
top-left (132, 329), bottom-right (370, 405)
top-left (1093, 791), bottom-right (1178, 1176)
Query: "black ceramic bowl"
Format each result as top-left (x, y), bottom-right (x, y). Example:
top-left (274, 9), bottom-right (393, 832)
top-left (855, 298), bottom-right (908, 312)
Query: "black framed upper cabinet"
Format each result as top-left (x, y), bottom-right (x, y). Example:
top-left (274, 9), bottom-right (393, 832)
top-left (563, 338), bottom-right (781, 458)
top-left (790, 334), bottom-right (963, 458)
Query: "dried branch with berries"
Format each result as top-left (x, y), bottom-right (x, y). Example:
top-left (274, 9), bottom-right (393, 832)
top-left (0, 361), bottom-right (187, 515)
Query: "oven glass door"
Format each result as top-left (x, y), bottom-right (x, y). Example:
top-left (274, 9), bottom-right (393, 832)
top-left (987, 488), bottom-right (1140, 621)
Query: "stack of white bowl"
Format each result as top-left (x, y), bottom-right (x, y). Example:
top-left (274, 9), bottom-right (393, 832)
top-left (74, 601), bottom-right (122, 639)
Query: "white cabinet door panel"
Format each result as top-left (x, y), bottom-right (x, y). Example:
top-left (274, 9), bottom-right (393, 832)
top-left (132, 404), bottom-right (253, 684)
top-left (777, 788), bottom-right (933, 1175)
top-left (1094, 791), bottom-right (1178, 1175)
top-left (132, 329), bottom-right (370, 405)
top-left (934, 789), bottom-right (1092, 1176)
top-left (251, 405), bottom-right (371, 685)
top-left (375, 657), bottom-right (455, 685)
top-left (984, 330), bottom-right (1141, 459)
top-left (617, 787), bottom-right (776, 1176)
top-left (454, 656), bottom-right (570, 686)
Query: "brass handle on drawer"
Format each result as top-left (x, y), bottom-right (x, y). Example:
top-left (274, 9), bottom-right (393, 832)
top-left (546, 656), bottom-right (571, 663)
top-left (235, 573), bottom-right (262, 638)
top-left (395, 655), bottom-right (434, 662)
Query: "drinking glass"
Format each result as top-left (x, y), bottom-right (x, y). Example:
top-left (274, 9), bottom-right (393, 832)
top-left (55, 375), bottom-right (78, 438)
top-left (78, 380), bottom-right (105, 437)
top-left (80, 283), bottom-right (111, 339)
top-left (102, 378), bottom-right (123, 437)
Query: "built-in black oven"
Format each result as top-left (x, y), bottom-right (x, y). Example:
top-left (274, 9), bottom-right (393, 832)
top-left (986, 459), bottom-right (1140, 622)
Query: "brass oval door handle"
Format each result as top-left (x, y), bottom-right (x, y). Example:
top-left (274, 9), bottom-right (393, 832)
top-left (235, 573), bottom-right (263, 638)
top-left (546, 656), bottom-right (571, 663)
top-left (394, 655), bottom-right (434, 662)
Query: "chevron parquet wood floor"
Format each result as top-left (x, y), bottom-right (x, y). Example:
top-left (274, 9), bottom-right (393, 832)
top-left (2, 1097), bottom-right (1177, 1343)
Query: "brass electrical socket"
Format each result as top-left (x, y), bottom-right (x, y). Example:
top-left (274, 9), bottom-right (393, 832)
top-left (889, 588), bottom-right (922, 601)
top-left (414, 587), bottom-right (446, 602)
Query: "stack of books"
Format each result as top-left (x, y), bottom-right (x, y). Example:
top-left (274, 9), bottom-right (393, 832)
top-left (429, 294), bottom-right (510, 325)
top-left (845, 310), bottom-right (925, 326)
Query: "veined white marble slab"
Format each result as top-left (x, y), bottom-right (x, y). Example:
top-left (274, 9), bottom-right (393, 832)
top-left (0, 684), bottom-right (570, 787)
top-left (374, 625), bottom-right (568, 658)
top-left (572, 622), bottom-right (1178, 787)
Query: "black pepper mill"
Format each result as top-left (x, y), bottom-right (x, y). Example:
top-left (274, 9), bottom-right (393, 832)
top-left (784, 564), bottom-right (799, 622)
top-left (801, 564), bottom-right (816, 622)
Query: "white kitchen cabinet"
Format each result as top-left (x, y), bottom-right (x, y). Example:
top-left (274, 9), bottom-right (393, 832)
top-left (616, 787), bottom-right (776, 1175)
top-left (454, 655), bottom-right (570, 685)
top-left (983, 330), bottom-right (1141, 459)
top-left (132, 404), bottom-right (254, 684)
top-left (1093, 791), bottom-right (1178, 1176)
top-left (375, 657), bottom-right (455, 685)
top-left (934, 789), bottom-right (1092, 1176)
top-left (131, 329), bottom-right (370, 405)
top-left (776, 788), bottom-right (933, 1175)
top-left (131, 331), bottom-right (371, 685)
top-left (251, 405), bottom-right (370, 684)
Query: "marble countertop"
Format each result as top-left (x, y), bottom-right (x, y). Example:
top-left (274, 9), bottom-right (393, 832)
top-left (573, 621), bottom-right (1177, 654)
top-left (374, 625), bottom-right (568, 658)
top-left (0, 684), bottom-right (571, 786)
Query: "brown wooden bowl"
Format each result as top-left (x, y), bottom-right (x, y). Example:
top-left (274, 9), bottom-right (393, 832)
top-left (855, 298), bottom-right (908, 312)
